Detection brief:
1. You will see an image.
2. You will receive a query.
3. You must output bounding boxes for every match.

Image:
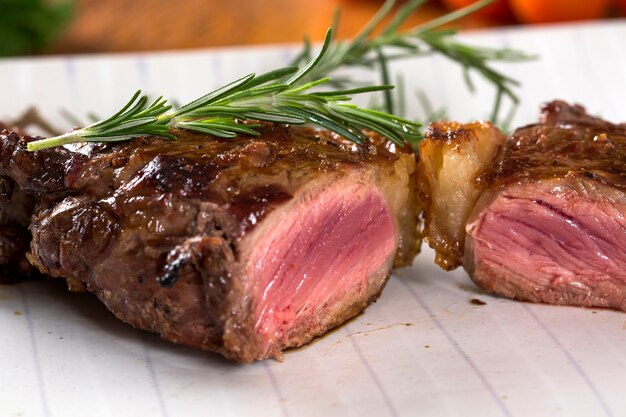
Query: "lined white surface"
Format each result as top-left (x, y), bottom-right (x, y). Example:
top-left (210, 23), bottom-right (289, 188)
top-left (1, 21), bottom-right (626, 417)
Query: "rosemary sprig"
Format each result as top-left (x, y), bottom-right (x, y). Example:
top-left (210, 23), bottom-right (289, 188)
top-left (27, 0), bottom-right (532, 152)
top-left (27, 30), bottom-right (422, 152)
top-left (290, 0), bottom-right (534, 121)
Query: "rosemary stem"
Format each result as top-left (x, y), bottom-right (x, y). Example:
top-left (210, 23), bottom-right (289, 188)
top-left (156, 113), bottom-right (175, 123)
top-left (26, 131), bottom-right (84, 151)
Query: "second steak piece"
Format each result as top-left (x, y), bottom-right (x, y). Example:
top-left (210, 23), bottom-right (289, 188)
top-left (0, 175), bottom-right (37, 282)
top-left (2, 125), bottom-right (420, 362)
top-left (0, 124), bottom-right (38, 282)
top-left (419, 101), bottom-right (626, 311)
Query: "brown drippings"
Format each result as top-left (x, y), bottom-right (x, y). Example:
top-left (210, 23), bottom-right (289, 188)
top-left (345, 322), bottom-right (414, 338)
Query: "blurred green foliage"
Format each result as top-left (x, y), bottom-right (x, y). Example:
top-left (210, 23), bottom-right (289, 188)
top-left (0, 0), bottom-right (74, 56)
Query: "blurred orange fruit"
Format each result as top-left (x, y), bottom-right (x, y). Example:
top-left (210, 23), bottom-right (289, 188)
top-left (509, 0), bottom-right (612, 23)
top-left (441, 0), bottom-right (515, 21)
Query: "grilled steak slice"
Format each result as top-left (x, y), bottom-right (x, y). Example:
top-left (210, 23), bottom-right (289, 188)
top-left (0, 126), bottom-right (420, 362)
top-left (419, 101), bottom-right (626, 311)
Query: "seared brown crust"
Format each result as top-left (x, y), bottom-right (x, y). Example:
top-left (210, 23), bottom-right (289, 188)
top-left (0, 130), bottom-right (75, 195)
top-left (1, 126), bottom-right (404, 220)
top-left (479, 100), bottom-right (626, 190)
top-left (1, 125), bottom-right (420, 362)
top-left (0, 220), bottom-right (38, 282)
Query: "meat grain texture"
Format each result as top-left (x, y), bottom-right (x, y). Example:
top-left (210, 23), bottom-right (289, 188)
top-left (0, 125), bottom-right (421, 362)
top-left (419, 101), bottom-right (626, 311)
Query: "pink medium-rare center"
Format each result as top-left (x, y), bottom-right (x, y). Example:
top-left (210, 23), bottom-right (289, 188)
top-left (467, 179), bottom-right (626, 309)
top-left (249, 183), bottom-right (396, 346)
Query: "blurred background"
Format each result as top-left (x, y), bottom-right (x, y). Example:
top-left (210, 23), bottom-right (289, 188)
top-left (1, 0), bottom-right (625, 57)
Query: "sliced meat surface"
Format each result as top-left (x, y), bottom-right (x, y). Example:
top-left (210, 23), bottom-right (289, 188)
top-left (466, 178), bottom-right (626, 309)
top-left (1, 125), bottom-right (421, 362)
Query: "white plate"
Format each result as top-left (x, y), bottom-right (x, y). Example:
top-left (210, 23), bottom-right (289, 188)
top-left (1, 21), bottom-right (626, 417)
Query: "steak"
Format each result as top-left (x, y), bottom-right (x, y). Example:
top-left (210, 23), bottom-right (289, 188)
top-left (419, 101), bottom-right (626, 311)
top-left (0, 125), bottom-right (420, 362)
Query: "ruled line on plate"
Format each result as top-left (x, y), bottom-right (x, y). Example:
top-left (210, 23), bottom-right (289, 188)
top-left (399, 278), bottom-right (513, 417)
top-left (572, 27), bottom-right (615, 113)
top-left (263, 361), bottom-right (291, 417)
top-left (522, 304), bottom-right (614, 417)
top-left (17, 62), bottom-right (33, 111)
top-left (431, 52), bottom-right (453, 123)
top-left (18, 285), bottom-right (51, 417)
top-left (604, 27), bottom-right (626, 84)
top-left (64, 57), bottom-right (79, 112)
top-left (211, 53), bottom-right (224, 87)
top-left (136, 56), bottom-right (150, 90)
top-left (280, 46), bottom-right (295, 67)
top-left (345, 323), bottom-right (400, 417)
top-left (141, 334), bottom-right (171, 417)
